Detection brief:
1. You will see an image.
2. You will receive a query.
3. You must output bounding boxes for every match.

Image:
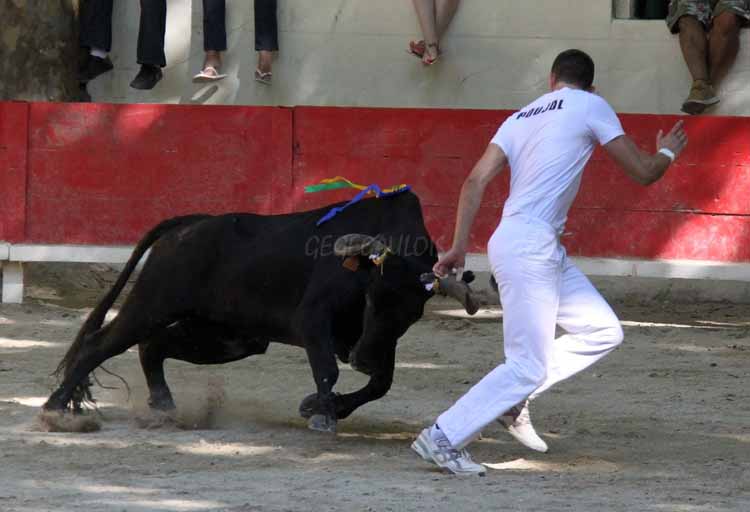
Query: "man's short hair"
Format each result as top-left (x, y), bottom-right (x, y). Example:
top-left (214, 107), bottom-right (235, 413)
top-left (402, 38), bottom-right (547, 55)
top-left (551, 49), bottom-right (595, 90)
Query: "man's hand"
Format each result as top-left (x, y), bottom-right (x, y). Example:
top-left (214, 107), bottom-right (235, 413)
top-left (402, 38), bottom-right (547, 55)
top-left (657, 120), bottom-right (688, 158)
top-left (433, 247), bottom-right (466, 278)
top-left (604, 120), bottom-right (689, 186)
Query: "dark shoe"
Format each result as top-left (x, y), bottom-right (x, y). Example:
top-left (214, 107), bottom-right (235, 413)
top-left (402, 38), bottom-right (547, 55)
top-left (78, 83), bottom-right (92, 103)
top-left (78, 55), bottom-right (113, 83)
top-left (130, 65), bottom-right (163, 90)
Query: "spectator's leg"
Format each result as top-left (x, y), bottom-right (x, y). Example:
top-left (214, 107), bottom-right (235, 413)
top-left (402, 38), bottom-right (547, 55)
top-left (676, 15), bottom-right (720, 113)
top-left (678, 15), bottom-right (710, 82)
top-left (708, 12), bottom-right (742, 85)
top-left (202, 0), bottom-right (227, 73)
top-left (254, 0), bottom-right (278, 78)
top-left (412, 0), bottom-right (439, 63)
top-left (80, 0), bottom-right (114, 53)
top-left (78, 0), bottom-right (115, 82)
top-left (435, 0), bottom-right (460, 40)
top-left (131, 0), bottom-right (166, 89)
top-left (137, 0), bottom-right (167, 67)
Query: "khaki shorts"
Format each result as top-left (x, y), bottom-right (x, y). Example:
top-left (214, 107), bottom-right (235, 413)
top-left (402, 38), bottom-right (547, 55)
top-left (667, 0), bottom-right (750, 32)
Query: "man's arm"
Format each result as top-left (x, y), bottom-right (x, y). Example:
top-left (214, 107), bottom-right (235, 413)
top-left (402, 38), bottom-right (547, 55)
top-left (433, 143), bottom-right (507, 277)
top-left (603, 121), bottom-right (688, 186)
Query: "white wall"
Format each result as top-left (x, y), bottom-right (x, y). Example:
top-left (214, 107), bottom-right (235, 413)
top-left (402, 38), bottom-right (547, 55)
top-left (87, 0), bottom-right (750, 115)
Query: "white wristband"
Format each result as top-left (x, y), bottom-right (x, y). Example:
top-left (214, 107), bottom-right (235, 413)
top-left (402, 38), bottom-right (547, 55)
top-left (658, 148), bottom-right (675, 162)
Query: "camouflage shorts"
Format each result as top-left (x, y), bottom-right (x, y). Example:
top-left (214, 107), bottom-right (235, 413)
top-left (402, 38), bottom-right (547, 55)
top-left (667, 0), bottom-right (750, 32)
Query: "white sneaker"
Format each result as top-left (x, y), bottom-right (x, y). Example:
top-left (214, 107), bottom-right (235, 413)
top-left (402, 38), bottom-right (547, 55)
top-left (498, 400), bottom-right (549, 453)
top-left (411, 426), bottom-right (486, 476)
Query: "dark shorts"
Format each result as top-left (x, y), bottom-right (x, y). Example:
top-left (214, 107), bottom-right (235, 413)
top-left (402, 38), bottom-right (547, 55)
top-left (667, 0), bottom-right (750, 32)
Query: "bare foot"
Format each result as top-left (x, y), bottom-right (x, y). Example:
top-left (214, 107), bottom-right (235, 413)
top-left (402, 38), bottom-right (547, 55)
top-left (257, 50), bottom-right (273, 75)
top-left (203, 50), bottom-right (222, 73)
top-left (422, 42), bottom-right (439, 65)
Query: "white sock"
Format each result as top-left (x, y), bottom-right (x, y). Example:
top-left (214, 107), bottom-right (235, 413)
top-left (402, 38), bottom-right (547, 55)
top-left (90, 48), bottom-right (107, 59)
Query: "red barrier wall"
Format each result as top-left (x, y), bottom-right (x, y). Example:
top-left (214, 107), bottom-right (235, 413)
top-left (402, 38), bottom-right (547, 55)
top-left (23, 103), bottom-right (292, 244)
top-left (0, 102), bottom-right (29, 243)
top-left (1, 101), bottom-right (748, 262)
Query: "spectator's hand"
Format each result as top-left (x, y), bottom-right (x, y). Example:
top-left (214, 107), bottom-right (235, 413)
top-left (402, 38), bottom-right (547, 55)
top-left (433, 247), bottom-right (466, 278)
top-left (657, 121), bottom-right (688, 159)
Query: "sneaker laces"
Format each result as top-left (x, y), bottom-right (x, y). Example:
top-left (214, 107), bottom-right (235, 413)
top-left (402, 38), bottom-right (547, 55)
top-left (433, 432), bottom-right (473, 463)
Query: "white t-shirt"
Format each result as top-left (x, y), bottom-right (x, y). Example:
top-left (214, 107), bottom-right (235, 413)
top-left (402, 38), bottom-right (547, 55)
top-left (491, 87), bottom-right (624, 234)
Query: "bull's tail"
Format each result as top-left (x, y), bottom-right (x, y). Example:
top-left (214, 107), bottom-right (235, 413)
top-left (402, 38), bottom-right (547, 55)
top-left (53, 215), bottom-right (209, 408)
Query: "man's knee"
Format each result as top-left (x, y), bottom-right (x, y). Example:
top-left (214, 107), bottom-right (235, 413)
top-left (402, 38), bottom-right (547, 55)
top-left (592, 316), bottom-right (624, 350)
top-left (604, 323), bottom-right (624, 349)
top-left (509, 359), bottom-right (547, 389)
top-left (712, 12), bottom-right (742, 37)
top-left (678, 14), bottom-right (705, 33)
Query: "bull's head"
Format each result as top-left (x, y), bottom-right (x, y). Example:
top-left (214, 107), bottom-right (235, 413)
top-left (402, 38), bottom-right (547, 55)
top-left (332, 232), bottom-right (479, 379)
top-left (334, 234), bottom-right (479, 315)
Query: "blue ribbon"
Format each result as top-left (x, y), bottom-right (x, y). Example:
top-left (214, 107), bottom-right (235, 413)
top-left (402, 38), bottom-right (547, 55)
top-left (315, 184), bottom-right (412, 226)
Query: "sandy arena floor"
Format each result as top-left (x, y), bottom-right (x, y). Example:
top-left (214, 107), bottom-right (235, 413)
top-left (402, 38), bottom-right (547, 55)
top-left (0, 263), bottom-right (748, 511)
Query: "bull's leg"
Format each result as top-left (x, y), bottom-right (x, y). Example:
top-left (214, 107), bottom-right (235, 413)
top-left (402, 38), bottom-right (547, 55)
top-left (300, 344), bottom-right (395, 420)
top-left (335, 367), bottom-right (394, 419)
top-left (305, 321), bottom-right (339, 432)
top-left (44, 314), bottom-right (160, 412)
top-left (138, 332), bottom-right (177, 412)
top-left (139, 319), bottom-right (269, 411)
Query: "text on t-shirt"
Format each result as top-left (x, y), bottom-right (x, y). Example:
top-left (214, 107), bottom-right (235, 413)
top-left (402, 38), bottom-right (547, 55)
top-left (516, 99), bottom-right (564, 120)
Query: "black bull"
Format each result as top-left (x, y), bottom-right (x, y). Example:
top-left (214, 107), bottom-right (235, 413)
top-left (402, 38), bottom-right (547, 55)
top-left (43, 191), bottom-right (478, 432)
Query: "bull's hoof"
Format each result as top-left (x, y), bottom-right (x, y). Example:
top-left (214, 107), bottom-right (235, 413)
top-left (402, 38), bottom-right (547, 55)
top-left (148, 396), bottom-right (177, 412)
top-left (299, 393), bottom-right (318, 419)
top-left (307, 414), bottom-right (337, 434)
top-left (299, 392), bottom-right (340, 419)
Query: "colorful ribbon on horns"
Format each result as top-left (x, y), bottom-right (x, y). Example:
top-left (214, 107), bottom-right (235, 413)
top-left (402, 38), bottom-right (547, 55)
top-left (304, 176), bottom-right (412, 226)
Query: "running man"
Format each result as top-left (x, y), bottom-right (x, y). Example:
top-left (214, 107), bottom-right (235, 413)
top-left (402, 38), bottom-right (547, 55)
top-left (412, 49), bottom-right (688, 476)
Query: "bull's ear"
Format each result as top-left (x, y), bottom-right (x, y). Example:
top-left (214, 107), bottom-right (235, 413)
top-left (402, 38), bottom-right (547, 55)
top-left (342, 256), bottom-right (360, 272)
top-left (341, 255), bottom-right (377, 273)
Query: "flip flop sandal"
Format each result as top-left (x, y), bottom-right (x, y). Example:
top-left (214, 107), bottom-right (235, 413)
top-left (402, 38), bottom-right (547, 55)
top-left (254, 68), bottom-right (272, 85)
top-left (408, 40), bottom-right (426, 58)
top-left (192, 65), bottom-right (227, 83)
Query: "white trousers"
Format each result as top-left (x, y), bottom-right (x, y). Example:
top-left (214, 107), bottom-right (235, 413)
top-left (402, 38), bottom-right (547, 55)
top-left (437, 215), bottom-right (624, 448)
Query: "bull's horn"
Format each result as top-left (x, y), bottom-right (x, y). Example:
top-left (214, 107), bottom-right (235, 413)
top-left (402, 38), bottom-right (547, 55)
top-left (334, 234), bottom-right (387, 257)
top-left (437, 276), bottom-right (480, 316)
